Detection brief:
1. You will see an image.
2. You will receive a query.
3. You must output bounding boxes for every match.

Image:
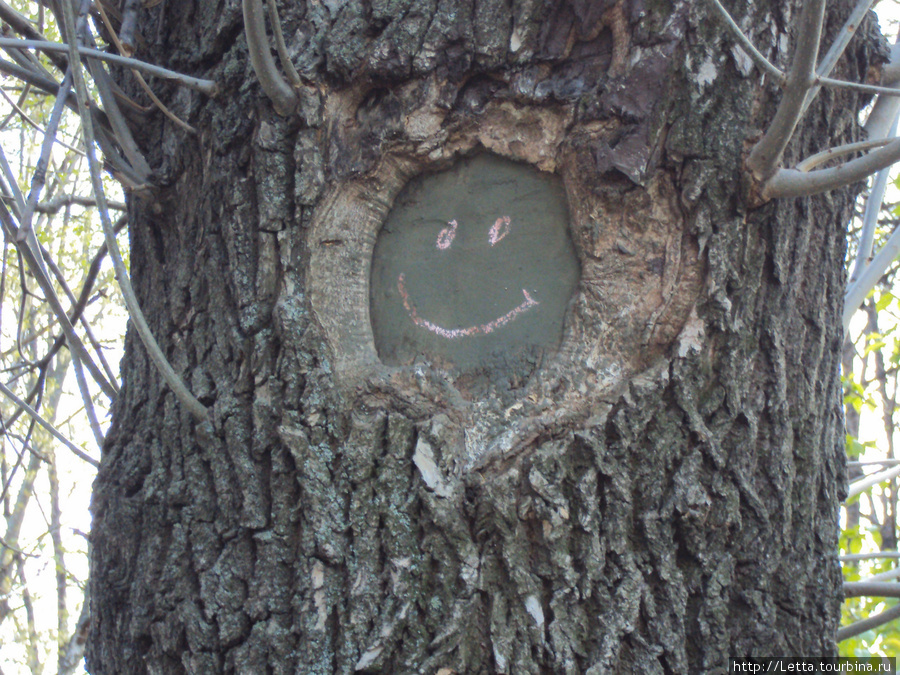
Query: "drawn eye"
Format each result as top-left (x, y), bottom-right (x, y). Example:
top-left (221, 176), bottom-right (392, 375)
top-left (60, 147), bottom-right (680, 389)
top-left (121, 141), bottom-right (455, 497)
top-left (436, 220), bottom-right (457, 250)
top-left (489, 216), bottom-right (511, 246)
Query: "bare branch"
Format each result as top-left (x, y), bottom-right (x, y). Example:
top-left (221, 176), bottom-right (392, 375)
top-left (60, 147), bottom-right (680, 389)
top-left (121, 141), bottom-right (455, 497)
top-left (0, 380), bottom-right (97, 467)
top-left (866, 58), bottom-right (900, 141)
top-left (70, 352), bottom-right (105, 450)
top-left (816, 75), bottom-right (900, 98)
top-left (762, 35), bottom-right (900, 206)
top-left (838, 602), bottom-right (900, 642)
top-left (93, 0), bottom-right (196, 135)
top-left (847, 123), bottom-right (898, 299)
top-left (35, 194), bottom-right (127, 213)
top-left (0, 56), bottom-right (75, 103)
top-left (801, 0), bottom-right (877, 114)
top-left (764, 137), bottom-right (900, 200)
top-left (0, 87), bottom-right (85, 157)
top-left (84, 54), bottom-right (153, 184)
top-left (847, 464), bottom-right (900, 499)
top-left (266, 0), bottom-right (303, 87)
top-left (796, 137), bottom-right (897, 172)
top-left (859, 566), bottom-right (900, 583)
top-left (884, 58), bottom-right (900, 84)
top-left (21, 67), bottom-right (74, 235)
top-left (0, 0), bottom-right (68, 71)
top-left (118, 0), bottom-right (141, 57)
top-left (844, 581), bottom-right (900, 598)
top-left (69, 8), bottom-right (152, 183)
top-left (242, 0), bottom-right (298, 115)
top-left (848, 460), bottom-right (900, 467)
top-left (746, 0), bottom-right (826, 181)
top-left (0, 37), bottom-right (218, 95)
top-left (844, 222), bottom-right (900, 330)
top-left (703, 0), bottom-right (784, 82)
top-left (848, 162), bottom-right (893, 287)
top-left (60, 0), bottom-right (209, 422)
top-left (0, 144), bottom-right (26, 215)
top-left (842, 552), bottom-right (900, 562)
top-left (0, 200), bottom-right (119, 400)
top-left (58, 585), bottom-right (90, 674)
top-left (840, 45), bottom-right (900, 329)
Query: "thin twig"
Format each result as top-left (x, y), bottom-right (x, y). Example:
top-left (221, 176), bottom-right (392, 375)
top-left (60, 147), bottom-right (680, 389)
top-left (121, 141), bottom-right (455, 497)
top-left (10, 217), bottom-right (127, 387)
top-left (266, 0), bottom-right (302, 87)
top-left (0, 37), bottom-right (218, 95)
top-left (242, 0), bottom-right (298, 115)
top-left (844, 222), bottom-right (900, 330)
top-left (838, 602), bottom-right (900, 642)
top-left (40, 240), bottom-right (120, 388)
top-left (94, 0), bottom-right (196, 134)
top-left (0, 0), bottom-right (68, 71)
top-left (802, 0), bottom-right (877, 114)
top-left (83, 53), bottom-right (153, 183)
top-left (847, 463), bottom-right (900, 499)
top-left (0, 85), bottom-right (28, 132)
top-left (0, 87), bottom-right (85, 157)
top-left (21, 67), bottom-right (74, 239)
top-left (60, 0), bottom-right (208, 422)
top-left (2, 37), bottom-right (56, 84)
top-left (817, 75), bottom-right (900, 98)
top-left (844, 581), bottom-right (900, 598)
top-left (35, 194), bottom-right (126, 213)
top-left (0, 198), bottom-right (119, 400)
top-left (0, 56), bottom-right (76, 105)
top-left (842, 552), bottom-right (900, 561)
top-left (0, 145), bottom-right (25, 215)
top-left (796, 137), bottom-right (897, 172)
top-left (70, 353), bottom-right (104, 450)
top-left (71, 12), bottom-right (152, 183)
top-left (0, 380), bottom-right (97, 466)
top-left (848, 116), bottom-right (900, 290)
top-left (703, 0), bottom-right (784, 82)
top-left (765, 137), bottom-right (900, 199)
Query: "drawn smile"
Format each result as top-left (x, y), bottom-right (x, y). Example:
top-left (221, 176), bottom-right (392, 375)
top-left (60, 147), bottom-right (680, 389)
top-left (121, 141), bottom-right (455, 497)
top-left (397, 216), bottom-right (539, 340)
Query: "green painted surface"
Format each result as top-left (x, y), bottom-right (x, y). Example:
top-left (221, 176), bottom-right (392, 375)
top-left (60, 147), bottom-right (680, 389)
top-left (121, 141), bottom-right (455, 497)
top-left (371, 154), bottom-right (579, 381)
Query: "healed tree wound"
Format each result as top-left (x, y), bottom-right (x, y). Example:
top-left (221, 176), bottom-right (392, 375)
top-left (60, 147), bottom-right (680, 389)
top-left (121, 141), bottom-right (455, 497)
top-left (307, 96), bottom-right (702, 470)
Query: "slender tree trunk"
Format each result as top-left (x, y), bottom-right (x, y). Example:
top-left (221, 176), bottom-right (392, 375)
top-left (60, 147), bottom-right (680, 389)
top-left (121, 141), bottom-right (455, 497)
top-left (88, 1), bottom-right (883, 672)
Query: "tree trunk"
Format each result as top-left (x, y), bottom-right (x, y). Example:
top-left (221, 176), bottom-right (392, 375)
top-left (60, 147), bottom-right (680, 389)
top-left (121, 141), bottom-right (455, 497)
top-left (87, 1), bottom-right (882, 672)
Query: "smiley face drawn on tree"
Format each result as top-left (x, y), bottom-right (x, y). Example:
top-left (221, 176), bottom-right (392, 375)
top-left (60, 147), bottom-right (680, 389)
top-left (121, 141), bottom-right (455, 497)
top-left (397, 216), bottom-right (540, 339)
top-left (370, 154), bottom-right (580, 382)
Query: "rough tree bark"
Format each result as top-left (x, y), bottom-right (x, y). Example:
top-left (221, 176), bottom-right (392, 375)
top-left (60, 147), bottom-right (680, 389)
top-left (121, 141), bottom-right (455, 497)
top-left (87, 0), bottom-right (883, 672)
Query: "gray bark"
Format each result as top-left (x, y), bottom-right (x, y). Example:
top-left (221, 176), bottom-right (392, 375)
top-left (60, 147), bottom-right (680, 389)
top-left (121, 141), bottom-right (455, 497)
top-left (87, 1), bottom-right (883, 672)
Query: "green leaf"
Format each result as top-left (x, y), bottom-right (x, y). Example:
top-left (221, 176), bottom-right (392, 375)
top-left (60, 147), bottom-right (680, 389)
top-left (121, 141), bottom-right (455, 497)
top-left (876, 292), bottom-right (895, 312)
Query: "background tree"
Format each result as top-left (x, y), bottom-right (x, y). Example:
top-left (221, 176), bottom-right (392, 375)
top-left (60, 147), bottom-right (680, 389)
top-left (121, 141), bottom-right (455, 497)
top-left (4, 0), bottom-right (900, 672)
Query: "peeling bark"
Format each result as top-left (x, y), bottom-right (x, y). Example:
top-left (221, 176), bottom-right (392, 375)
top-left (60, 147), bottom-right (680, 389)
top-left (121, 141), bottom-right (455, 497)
top-left (88, 1), bottom-right (882, 673)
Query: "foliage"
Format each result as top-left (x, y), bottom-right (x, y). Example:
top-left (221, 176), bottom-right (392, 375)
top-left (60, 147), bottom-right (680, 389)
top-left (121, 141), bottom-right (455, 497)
top-left (840, 175), bottom-right (900, 656)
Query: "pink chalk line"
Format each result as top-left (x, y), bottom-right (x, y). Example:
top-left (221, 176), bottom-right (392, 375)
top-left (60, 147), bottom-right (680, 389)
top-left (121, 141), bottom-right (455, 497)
top-left (434, 216), bottom-right (511, 250)
top-left (397, 273), bottom-right (538, 340)
top-left (436, 220), bottom-right (458, 249)
top-left (489, 216), bottom-right (511, 246)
